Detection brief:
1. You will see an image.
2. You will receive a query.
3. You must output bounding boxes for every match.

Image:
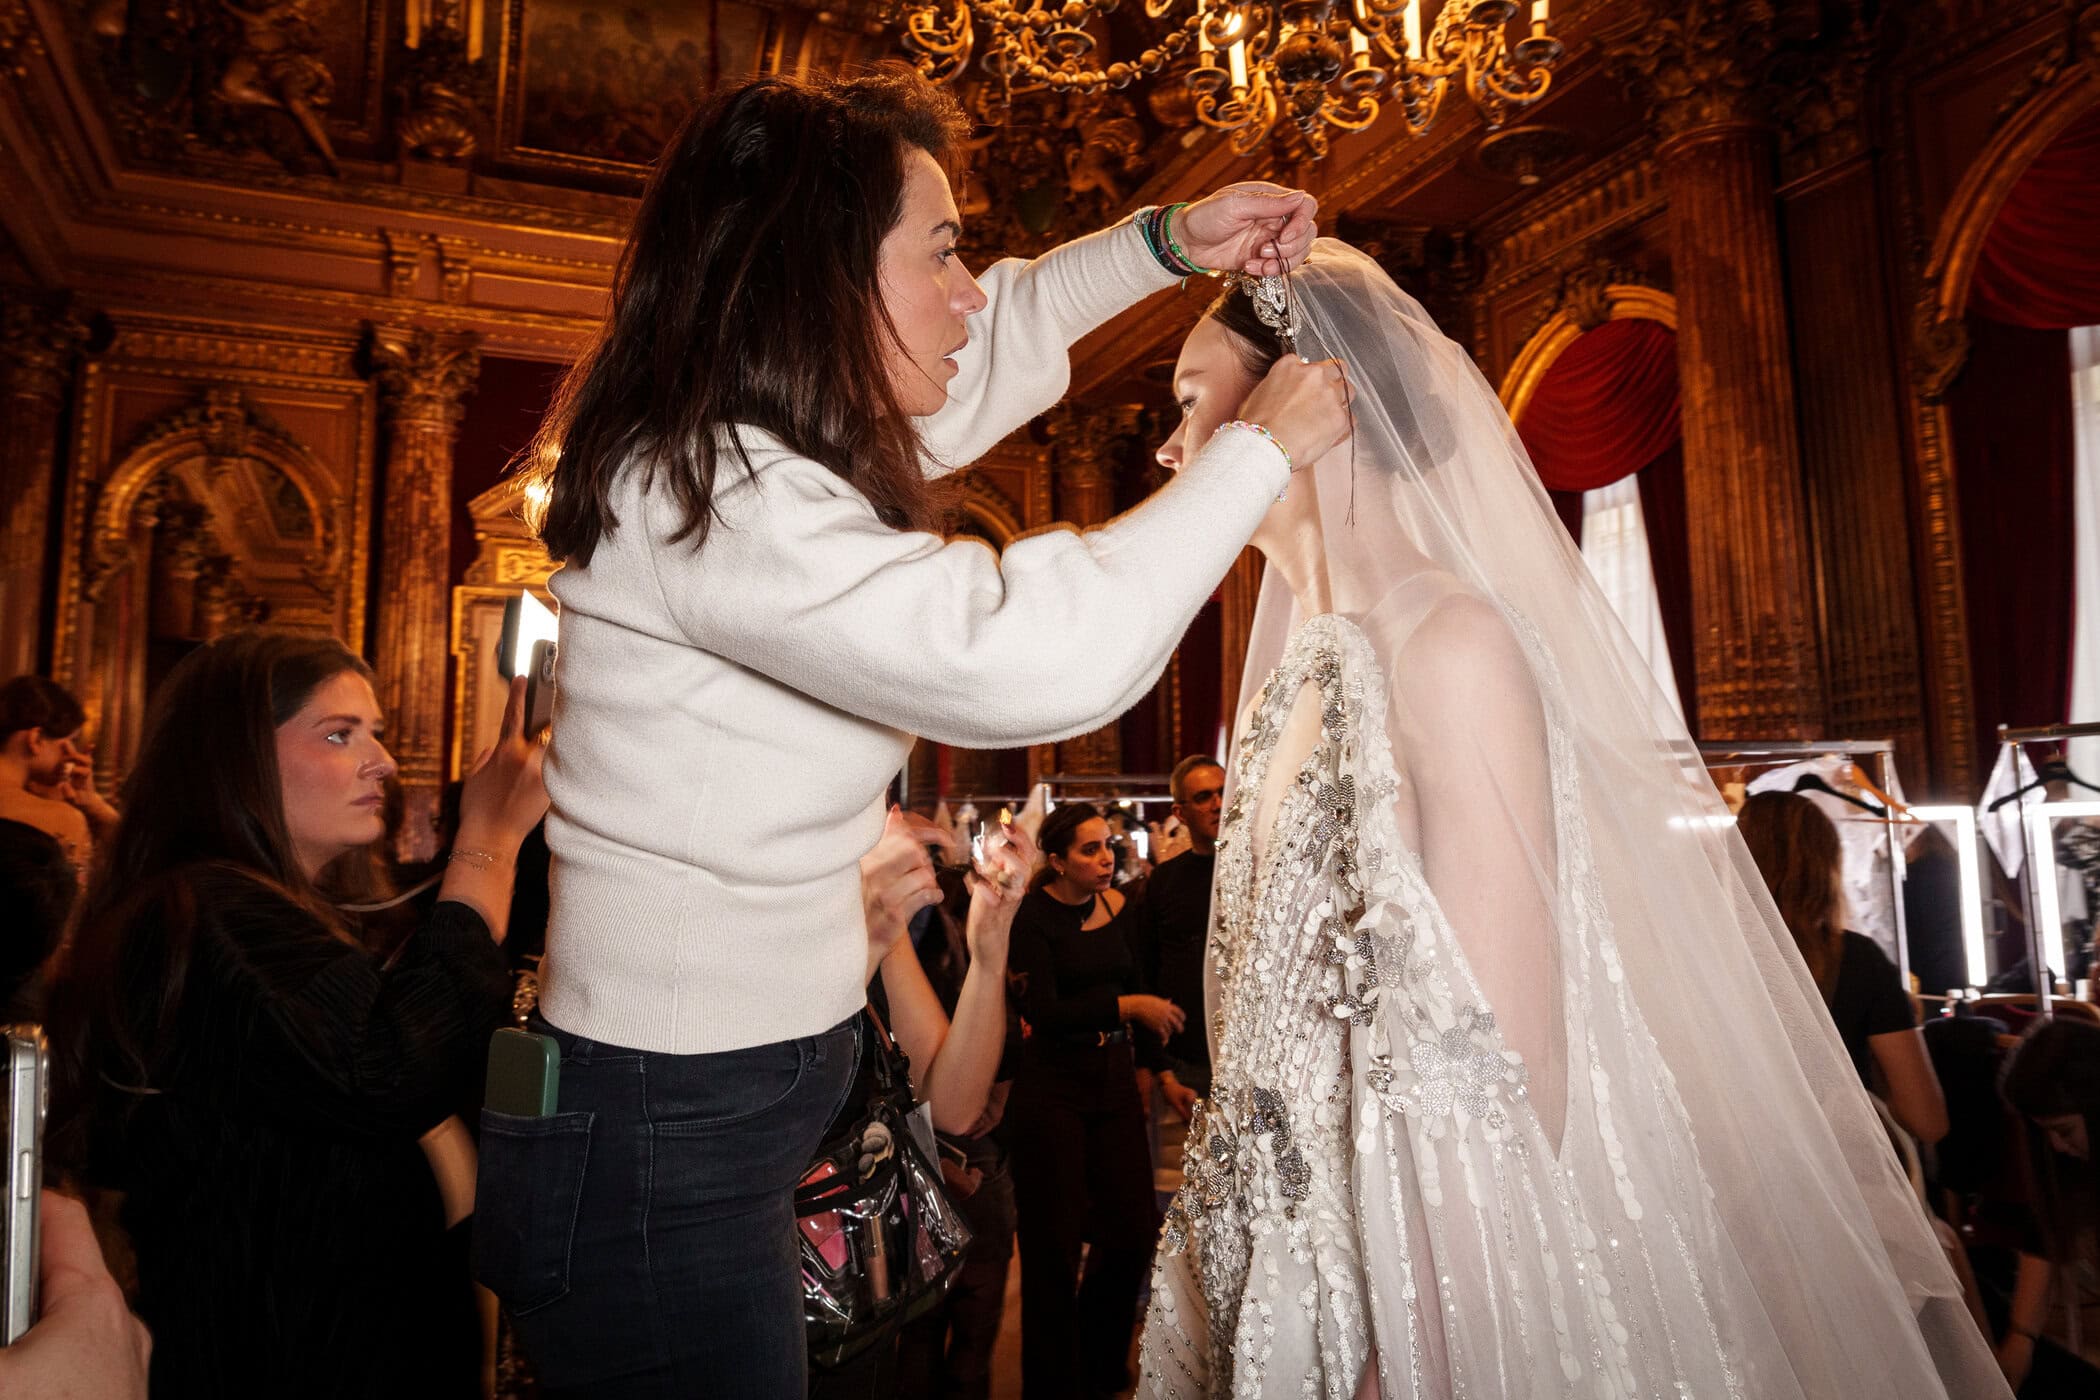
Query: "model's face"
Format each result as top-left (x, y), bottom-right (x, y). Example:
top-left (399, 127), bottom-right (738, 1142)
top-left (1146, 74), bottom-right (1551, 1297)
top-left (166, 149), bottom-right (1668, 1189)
top-left (1157, 317), bottom-right (1259, 479)
top-left (1053, 817), bottom-right (1117, 893)
top-left (878, 147), bottom-right (989, 418)
top-left (274, 670), bottom-right (395, 878)
top-left (1157, 316), bottom-right (1317, 555)
top-left (2038, 1111), bottom-right (2090, 1161)
top-left (1174, 764), bottom-right (1226, 845)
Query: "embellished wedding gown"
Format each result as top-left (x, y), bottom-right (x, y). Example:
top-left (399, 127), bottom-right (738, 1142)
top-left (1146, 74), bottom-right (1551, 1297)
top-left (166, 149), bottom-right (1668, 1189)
top-left (1142, 607), bottom-right (1774, 1400)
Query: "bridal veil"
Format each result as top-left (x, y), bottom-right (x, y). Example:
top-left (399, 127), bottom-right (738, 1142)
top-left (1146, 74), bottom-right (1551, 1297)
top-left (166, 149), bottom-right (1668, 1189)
top-left (1214, 240), bottom-right (2006, 1397)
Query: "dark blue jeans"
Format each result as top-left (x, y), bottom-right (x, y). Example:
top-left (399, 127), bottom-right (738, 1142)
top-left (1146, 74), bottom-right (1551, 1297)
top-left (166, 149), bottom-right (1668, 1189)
top-left (474, 1013), bottom-right (859, 1399)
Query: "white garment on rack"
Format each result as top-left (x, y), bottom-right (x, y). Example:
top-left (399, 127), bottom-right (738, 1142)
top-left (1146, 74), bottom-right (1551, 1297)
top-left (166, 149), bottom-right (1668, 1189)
top-left (1978, 744), bottom-right (2043, 880)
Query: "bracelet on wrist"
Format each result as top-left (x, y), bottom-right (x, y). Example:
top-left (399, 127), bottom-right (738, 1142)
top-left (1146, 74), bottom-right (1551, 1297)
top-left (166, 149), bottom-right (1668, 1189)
top-left (1132, 205), bottom-right (1204, 279)
top-left (1161, 202), bottom-right (1213, 277)
top-left (1212, 419), bottom-right (1294, 499)
top-left (447, 845), bottom-right (507, 870)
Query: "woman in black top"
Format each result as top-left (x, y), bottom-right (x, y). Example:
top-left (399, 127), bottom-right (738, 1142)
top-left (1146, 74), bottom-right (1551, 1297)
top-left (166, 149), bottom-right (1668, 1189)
top-left (1006, 802), bottom-right (1184, 1397)
top-left (1737, 791), bottom-right (1949, 1144)
top-left (49, 630), bottom-right (548, 1399)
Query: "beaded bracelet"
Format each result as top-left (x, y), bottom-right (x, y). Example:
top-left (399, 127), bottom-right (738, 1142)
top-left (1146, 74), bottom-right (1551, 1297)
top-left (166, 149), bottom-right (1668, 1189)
top-left (448, 845), bottom-right (506, 870)
top-left (1213, 419), bottom-right (1293, 500)
top-left (1132, 205), bottom-right (1204, 279)
top-left (1161, 202), bottom-right (1213, 276)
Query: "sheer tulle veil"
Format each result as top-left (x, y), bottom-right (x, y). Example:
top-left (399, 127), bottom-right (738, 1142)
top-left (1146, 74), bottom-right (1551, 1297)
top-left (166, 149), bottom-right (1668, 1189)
top-left (1213, 240), bottom-right (2004, 1395)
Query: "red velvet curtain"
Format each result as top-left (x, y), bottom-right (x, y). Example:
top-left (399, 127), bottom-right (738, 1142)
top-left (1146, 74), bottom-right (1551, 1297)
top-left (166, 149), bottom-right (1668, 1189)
top-left (1520, 319), bottom-right (1695, 725)
top-left (1951, 104), bottom-right (2100, 763)
top-left (1518, 318), bottom-right (1682, 492)
top-left (1949, 318), bottom-right (2076, 765)
top-left (1970, 104), bottom-right (2100, 330)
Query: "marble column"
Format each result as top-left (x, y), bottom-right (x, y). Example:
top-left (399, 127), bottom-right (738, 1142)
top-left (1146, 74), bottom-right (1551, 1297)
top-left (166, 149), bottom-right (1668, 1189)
top-left (368, 324), bottom-right (480, 861)
top-left (1046, 404), bottom-right (1143, 776)
top-left (1607, 3), bottom-right (1828, 739)
top-left (0, 291), bottom-right (88, 680)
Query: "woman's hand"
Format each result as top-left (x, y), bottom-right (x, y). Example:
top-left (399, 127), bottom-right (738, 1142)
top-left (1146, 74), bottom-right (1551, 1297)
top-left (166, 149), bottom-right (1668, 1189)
top-left (863, 807), bottom-right (942, 977)
top-left (1160, 1070), bottom-right (1200, 1121)
top-left (1174, 182), bottom-right (1318, 277)
top-left (1118, 993), bottom-right (1186, 1043)
top-left (961, 819), bottom-right (1036, 966)
top-left (1237, 353), bottom-right (1353, 469)
top-left (455, 676), bottom-right (550, 854)
top-left (55, 745), bottom-right (120, 834)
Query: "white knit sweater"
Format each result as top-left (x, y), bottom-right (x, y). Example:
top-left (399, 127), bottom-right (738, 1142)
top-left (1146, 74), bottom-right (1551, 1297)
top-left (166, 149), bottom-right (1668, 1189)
top-left (540, 221), bottom-right (1289, 1054)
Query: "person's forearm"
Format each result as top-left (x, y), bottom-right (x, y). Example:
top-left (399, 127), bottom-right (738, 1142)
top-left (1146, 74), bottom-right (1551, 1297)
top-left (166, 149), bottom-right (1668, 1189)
top-left (922, 944), bottom-right (1011, 1135)
top-left (435, 827), bottom-right (520, 944)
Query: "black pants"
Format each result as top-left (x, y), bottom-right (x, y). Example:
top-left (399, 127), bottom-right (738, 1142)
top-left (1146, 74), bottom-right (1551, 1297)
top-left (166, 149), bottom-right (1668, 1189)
top-left (475, 1014), bottom-right (858, 1400)
top-left (1008, 1043), bottom-right (1160, 1399)
top-left (895, 1136), bottom-right (1019, 1400)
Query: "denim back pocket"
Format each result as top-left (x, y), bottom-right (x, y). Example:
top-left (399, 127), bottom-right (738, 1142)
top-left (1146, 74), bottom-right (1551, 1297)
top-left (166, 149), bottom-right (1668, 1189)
top-left (473, 1109), bottom-right (594, 1316)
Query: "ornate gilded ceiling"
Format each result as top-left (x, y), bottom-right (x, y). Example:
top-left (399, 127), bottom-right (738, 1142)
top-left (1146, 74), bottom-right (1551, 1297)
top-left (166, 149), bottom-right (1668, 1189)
top-left (0, 0), bottom-right (1644, 383)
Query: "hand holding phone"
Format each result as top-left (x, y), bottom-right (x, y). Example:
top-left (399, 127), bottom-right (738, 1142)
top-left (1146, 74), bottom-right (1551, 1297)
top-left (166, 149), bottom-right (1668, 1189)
top-left (0, 1193), bottom-right (149, 1396)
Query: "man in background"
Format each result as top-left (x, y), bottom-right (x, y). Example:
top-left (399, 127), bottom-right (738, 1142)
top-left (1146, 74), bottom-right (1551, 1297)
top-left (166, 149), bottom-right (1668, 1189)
top-left (1137, 753), bottom-right (1226, 1118)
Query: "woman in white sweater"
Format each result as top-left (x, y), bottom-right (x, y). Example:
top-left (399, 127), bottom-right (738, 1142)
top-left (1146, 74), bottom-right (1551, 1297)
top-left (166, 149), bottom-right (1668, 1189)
top-left (473, 65), bottom-right (1350, 1398)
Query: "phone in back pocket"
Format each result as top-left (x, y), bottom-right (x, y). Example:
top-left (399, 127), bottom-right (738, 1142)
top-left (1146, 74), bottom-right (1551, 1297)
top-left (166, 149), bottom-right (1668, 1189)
top-left (486, 1027), bottom-right (560, 1118)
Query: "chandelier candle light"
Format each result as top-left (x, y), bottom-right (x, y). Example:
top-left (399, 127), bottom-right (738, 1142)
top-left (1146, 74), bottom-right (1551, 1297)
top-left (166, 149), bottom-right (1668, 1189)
top-left (905, 0), bottom-right (1562, 159)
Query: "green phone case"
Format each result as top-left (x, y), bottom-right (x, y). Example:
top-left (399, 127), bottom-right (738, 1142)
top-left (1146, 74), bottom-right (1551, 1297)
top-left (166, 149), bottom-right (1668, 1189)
top-left (486, 1026), bottom-right (560, 1117)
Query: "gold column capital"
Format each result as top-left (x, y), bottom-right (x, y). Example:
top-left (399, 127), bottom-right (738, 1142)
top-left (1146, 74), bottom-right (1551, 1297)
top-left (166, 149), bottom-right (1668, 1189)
top-left (0, 291), bottom-right (90, 405)
top-left (367, 324), bottom-right (481, 434)
top-left (1601, 0), bottom-right (1783, 145)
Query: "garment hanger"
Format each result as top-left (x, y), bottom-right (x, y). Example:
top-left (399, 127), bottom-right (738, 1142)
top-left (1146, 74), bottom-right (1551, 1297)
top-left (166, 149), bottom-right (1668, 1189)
top-left (1984, 756), bottom-right (2100, 812)
top-left (1836, 761), bottom-right (1913, 819)
top-left (1791, 772), bottom-right (1885, 817)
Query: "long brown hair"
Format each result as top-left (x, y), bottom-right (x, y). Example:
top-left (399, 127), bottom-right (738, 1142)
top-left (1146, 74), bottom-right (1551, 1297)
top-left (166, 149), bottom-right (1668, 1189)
top-left (533, 64), bottom-right (968, 565)
top-left (1735, 790), bottom-right (1847, 999)
top-left (49, 630), bottom-right (374, 1163)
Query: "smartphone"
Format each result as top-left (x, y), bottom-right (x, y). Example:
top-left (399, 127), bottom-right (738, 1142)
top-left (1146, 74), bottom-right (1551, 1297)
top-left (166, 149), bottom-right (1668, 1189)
top-left (1, 1025), bottom-right (48, 1345)
top-left (485, 1026), bottom-right (560, 1118)
top-left (524, 638), bottom-right (557, 740)
top-left (498, 590), bottom-right (558, 684)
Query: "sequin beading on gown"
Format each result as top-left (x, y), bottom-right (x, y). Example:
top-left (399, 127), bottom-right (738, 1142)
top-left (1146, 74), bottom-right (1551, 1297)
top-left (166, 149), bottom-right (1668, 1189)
top-left (1138, 612), bottom-right (1755, 1400)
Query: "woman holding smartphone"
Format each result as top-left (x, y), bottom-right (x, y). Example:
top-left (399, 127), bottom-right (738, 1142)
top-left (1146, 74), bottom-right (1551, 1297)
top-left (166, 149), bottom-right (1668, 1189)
top-left (48, 630), bottom-right (548, 1399)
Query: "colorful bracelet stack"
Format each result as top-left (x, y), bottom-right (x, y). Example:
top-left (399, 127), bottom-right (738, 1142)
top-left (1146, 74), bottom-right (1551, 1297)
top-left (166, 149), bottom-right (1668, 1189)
top-left (1134, 202), bottom-right (1212, 278)
top-left (1213, 419), bottom-right (1294, 499)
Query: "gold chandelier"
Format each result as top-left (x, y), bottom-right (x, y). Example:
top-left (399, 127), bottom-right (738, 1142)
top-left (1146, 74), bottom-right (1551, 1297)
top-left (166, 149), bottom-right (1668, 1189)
top-left (905, 0), bottom-right (1565, 160)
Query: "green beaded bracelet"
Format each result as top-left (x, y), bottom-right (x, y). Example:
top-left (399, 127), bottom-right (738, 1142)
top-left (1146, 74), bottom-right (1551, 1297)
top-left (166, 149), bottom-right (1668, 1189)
top-left (1162, 202), bottom-right (1213, 276)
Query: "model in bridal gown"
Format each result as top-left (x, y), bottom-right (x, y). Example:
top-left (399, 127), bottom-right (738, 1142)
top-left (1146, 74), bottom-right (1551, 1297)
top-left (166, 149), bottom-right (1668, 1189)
top-left (1136, 242), bottom-right (2007, 1400)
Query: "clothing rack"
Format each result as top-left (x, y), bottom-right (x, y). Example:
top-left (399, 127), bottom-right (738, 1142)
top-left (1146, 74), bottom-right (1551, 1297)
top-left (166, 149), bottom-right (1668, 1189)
top-left (1997, 721), bottom-right (2100, 1012)
top-left (1696, 740), bottom-right (1914, 987)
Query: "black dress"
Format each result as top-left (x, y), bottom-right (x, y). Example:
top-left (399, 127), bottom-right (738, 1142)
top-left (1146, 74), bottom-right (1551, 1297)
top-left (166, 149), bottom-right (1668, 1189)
top-left (91, 863), bottom-right (511, 1399)
top-left (1005, 885), bottom-right (1163, 1398)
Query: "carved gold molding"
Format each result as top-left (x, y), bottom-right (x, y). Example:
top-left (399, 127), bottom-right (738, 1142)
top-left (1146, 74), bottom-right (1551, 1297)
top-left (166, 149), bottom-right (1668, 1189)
top-left (1918, 15), bottom-right (2100, 359)
top-left (83, 388), bottom-right (344, 601)
top-left (1894, 6), bottom-right (2099, 790)
top-left (1599, 0), bottom-right (1782, 144)
top-left (1498, 284), bottom-right (1678, 423)
top-left (1478, 140), bottom-right (1666, 297)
